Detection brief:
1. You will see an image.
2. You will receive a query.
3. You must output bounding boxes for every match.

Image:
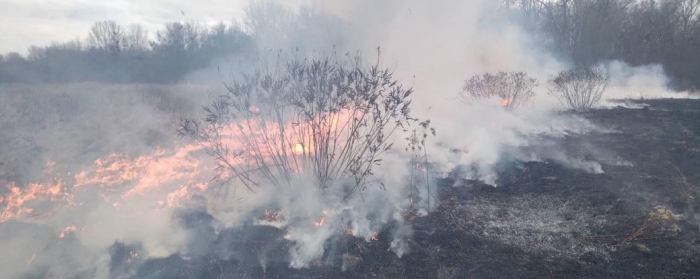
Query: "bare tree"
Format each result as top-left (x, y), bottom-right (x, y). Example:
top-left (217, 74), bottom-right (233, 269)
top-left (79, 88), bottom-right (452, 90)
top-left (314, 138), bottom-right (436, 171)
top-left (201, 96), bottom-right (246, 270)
top-left (87, 21), bottom-right (124, 55)
top-left (243, 2), bottom-right (348, 54)
top-left (461, 72), bottom-right (539, 110)
top-left (180, 53), bottom-right (418, 199)
top-left (548, 67), bottom-right (609, 110)
top-left (679, 0), bottom-right (700, 39)
top-left (124, 24), bottom-right (149, 51)
top-left (154, 21), bottom-right (206, 53)
top-left (244, 2), bottom-right (295, 45)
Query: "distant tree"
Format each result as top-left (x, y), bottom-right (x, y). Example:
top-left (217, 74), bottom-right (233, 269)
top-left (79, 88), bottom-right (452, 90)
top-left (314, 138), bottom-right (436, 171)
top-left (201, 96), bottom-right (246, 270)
top-left (153, 21), bottom-right (206, 53)
top-left (244, 2), bottom-right (348, 54)
top-left (505, 0), bottom-right (700, 89)
top-left (244, 2), bottom-right (294, 43)
top-left (124, 24), bottom-right (149, 51)
top-left (0, 52), bottom-right (30, 82)
top-left (678, 0), bottom-right (700, 39)
top-left (461, 72), bottom-right (539, 110)
top-left (548, 67), bottom-right (609, 110)
top-left (87, 21), bottom-right (125, 55)
top-left (203, 22), bottom-right (255, 59)
top-left (4, 52), bottom-right (24, 63)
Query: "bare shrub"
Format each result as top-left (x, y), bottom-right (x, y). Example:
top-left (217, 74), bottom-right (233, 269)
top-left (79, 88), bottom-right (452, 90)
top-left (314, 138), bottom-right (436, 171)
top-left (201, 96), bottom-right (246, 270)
top-left (548, 67), bottom-right (609, 110)
top-left (460, 71), bottom-right (538, 110)
top-left (179, 53), bottom-right (417, 199)
top-left (406, 120), bottom-right (436, 211)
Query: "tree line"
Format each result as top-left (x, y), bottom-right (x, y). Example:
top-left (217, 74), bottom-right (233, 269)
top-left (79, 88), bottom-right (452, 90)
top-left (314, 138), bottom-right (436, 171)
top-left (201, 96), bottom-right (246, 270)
top-left (0, 21), bottom-right (255, 83)
top-left (2, 1), bottom-right (699, 89)
top-left (506, 0), bottom-right (700, 90)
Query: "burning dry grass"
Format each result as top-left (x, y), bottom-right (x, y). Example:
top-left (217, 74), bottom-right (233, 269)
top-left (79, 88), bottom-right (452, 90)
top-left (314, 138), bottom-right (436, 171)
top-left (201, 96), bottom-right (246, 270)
top-left (181, 53), bottom-right (420, 199)
top-left (0, 83), bottom-right (210, 187)
top-left (0, 83), bottom-right (218, 224)
top-left (174, 53), bottom-right (433, 266)
top-left (0, 53), bottom-right (432, 274)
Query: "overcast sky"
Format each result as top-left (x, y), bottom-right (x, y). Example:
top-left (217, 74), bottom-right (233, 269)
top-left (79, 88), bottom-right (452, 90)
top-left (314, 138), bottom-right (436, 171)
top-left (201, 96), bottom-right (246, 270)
top-left (0, 0), bottom-right (260, 54)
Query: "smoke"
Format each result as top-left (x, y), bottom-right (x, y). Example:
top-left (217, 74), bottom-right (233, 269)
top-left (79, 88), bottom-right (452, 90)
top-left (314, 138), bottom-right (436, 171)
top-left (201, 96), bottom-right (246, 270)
top-left (1, 0), bottom-right (696, 278)
top-left (602, 60), bottom-right (699, 102)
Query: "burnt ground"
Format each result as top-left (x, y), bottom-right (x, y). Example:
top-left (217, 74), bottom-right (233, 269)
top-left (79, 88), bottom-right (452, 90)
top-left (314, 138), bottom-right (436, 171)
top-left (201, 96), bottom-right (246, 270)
top-left (124, 99), bottom-right (700, 279)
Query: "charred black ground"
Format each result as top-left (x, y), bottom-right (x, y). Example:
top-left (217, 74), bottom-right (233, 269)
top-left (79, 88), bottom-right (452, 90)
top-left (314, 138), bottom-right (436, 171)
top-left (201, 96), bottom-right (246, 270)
top-left (111, 99), bottom-right (700, 279)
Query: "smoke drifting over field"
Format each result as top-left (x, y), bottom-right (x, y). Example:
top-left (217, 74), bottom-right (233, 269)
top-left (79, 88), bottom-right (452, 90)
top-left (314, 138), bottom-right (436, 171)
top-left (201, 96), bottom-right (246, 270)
top-left (0, 1), bottom-right (694, 278)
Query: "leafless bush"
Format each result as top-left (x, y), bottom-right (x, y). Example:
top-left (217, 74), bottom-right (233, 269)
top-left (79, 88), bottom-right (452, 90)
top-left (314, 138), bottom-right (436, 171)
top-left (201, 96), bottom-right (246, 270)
top-left (548, 67), bottom-right (609, 110)
top-left (460, 72), bottom-right (538, 110)
top-left (406, 120), bottom-right (436, 210)
top-left (179, 53), bottom-right (417, 199)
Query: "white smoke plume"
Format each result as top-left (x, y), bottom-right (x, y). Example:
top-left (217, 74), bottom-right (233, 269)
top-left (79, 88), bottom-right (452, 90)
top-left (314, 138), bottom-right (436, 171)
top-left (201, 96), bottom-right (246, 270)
top-left (602, 60), bottom-right (699, 102)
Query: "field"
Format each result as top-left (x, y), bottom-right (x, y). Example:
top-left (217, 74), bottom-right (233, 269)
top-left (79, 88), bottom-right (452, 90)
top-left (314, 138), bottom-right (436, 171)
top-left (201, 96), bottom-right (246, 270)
top-left (125, 99), bottom-right (700, 278)
top-left (1, 84), bottom-right (699, 278)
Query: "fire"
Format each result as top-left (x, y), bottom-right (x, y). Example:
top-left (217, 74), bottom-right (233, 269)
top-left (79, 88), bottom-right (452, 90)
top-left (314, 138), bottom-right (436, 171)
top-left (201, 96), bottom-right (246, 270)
top-left (74, 153), bottom-right (144, 188)
top-left (0, 105), bottom-right (363, 244)
top-left (45, 159), bottom-right (56, 173)
top-left (264, 209), bottom-right (283, 221)
top-left (126, 251), bottom-right (139, 263)
top-left (1, 142), bottom-right (211, 224)
top-left (313, 217), bottom-right (326, 227)
top-left (313, 210), bottom-right (328, 226)
top-left (248, 105), bottom-right (260, 113)
top-left (163, 183), bottom-right (207, 208)
top-left (74, 145), bottom-right (203, 198)
top-left (0, 113), bottom-right (337, 224)
top-left (1, 179), bottom-right (70, 223)
top-left (371, 231), bottom-right (379, 241)
top-left (26, 253), bottom-right (36, 267)
top-left (197, 108), bottom-right (357, 182)
top-left (58, 225), bottom-right (77, 239)
top-left (500, 97), bottom-right (513, 108)
top-left (293, 143), bottom-right (305, 155)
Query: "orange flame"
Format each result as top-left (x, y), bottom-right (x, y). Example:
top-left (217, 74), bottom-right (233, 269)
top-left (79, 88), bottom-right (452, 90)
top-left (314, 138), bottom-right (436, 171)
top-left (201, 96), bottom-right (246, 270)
top-left (0, 109), bottom-right (358, 226)
top-left (371, 231), bottom-right (379, 241)
top-left (1, 179), bottom-right (70, 223)
top-left (265, 209), bottom-right (283, 221)
top-left (26, 253), bottom-right (36, 267)
top-left (313, 217), bottom-right (326, 227)
top-left (500, 97), bottom-right (513, 108)
top-left (58, 225), bottom-right (77, 239)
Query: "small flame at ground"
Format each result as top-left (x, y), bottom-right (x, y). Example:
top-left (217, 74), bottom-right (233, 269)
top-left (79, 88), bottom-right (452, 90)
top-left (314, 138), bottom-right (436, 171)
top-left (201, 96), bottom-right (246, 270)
top-left (501, 97), bottom-right (513, 108)
top-left (371, 232), bottom-right (379, 241)
top-left (26, 253), bottom-right (36, 267)
top-left (265, 210), bottom-right (283, 222)
top-left (58, 225), bottom-right (77, 239)
top-left (313, 217), bottom-right (326, 227)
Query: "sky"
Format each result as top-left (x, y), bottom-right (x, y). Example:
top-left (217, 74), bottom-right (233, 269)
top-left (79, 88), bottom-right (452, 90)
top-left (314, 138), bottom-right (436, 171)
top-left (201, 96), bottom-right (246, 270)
top-left (0, 0), bottom-right (259, 54)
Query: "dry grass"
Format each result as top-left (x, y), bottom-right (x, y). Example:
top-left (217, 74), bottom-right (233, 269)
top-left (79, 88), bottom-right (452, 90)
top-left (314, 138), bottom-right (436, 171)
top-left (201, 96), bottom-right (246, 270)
top-left (0, 83), bottom-right (210, 186)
